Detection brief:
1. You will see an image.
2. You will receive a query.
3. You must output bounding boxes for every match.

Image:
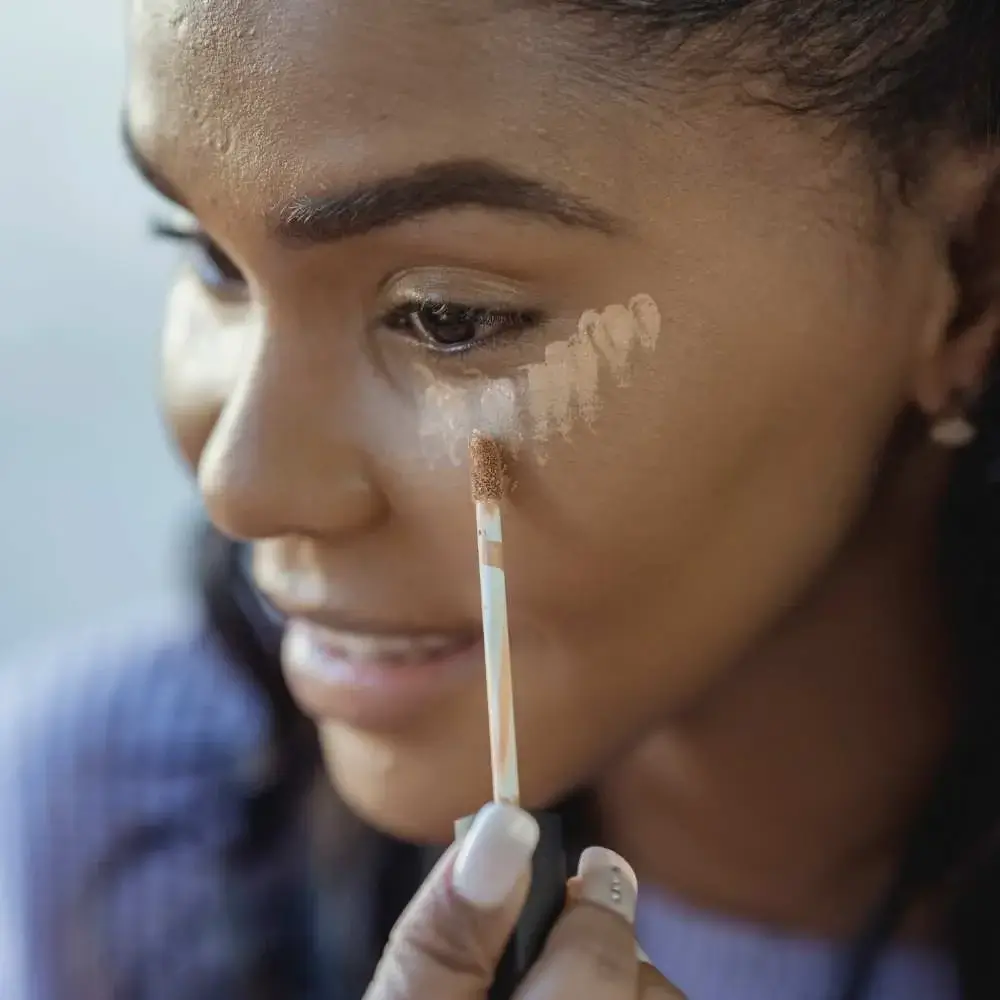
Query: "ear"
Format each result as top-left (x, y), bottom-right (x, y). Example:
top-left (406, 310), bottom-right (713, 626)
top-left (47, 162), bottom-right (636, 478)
top-left (911, 151), bottom-right (1000, 421)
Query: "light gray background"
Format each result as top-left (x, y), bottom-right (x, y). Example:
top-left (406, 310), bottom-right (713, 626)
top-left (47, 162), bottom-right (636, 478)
top-left (0, 2), bottom-right (194, 655)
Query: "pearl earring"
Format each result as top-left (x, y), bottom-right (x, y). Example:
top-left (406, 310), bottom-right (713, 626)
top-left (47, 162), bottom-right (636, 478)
top-left (930, 390), bottom-right (977, 449)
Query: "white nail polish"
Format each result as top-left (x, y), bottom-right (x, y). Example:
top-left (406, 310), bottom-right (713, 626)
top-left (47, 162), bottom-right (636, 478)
top-left (577, 846), bottom-right (639, 923)
top-left (452, 803), bottom-right (540, 909)
top-left (453, 814), bottom-right (475, 842)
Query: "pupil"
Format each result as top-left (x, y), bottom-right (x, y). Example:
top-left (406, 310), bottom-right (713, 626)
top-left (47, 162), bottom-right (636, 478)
top-left (419, 303), bottom-right (477, 345)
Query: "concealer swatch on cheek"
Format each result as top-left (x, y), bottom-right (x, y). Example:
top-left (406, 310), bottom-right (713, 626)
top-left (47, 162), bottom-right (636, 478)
top-left (413, 294), bottom-right (661, 465)
top-left (524, 293), bottom-right (661, 452)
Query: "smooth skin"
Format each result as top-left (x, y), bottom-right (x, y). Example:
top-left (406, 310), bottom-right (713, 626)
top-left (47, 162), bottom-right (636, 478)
top-left (127, 0), bottom-right (1000, 984)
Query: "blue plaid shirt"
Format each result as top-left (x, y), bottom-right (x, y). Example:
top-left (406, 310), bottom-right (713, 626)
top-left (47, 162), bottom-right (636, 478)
top-left (0, 606), bottom-right (275, 999)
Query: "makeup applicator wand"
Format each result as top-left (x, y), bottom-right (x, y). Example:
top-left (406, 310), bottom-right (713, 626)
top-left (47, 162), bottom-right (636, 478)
top-left (462, 432), bottom-right (568, 1000)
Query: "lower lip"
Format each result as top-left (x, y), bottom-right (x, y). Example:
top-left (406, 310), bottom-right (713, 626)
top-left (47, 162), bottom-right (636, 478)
top-left (281, 619), bottom-right (482, 730)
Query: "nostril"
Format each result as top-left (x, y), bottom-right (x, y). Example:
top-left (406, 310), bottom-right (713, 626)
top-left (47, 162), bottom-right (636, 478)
top-left (199, 458), bottom-right (265, 542)
top-left (191, 343), bottom-right (389, 541)
top-left (196, 415), bottom-right (274, 540)
top-left (198, 429), bottom-right (388, 543)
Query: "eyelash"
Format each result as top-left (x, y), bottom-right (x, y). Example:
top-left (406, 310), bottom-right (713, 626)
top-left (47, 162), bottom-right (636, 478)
top-left (382, 301), bottom-right (544, 355)
top-left (151, 219), bottom-right (247, 292)
top-left (150, 218), bottom-right (544, 353)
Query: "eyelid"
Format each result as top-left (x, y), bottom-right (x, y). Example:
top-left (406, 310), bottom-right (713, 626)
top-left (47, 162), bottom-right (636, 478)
top-left (380, 266), bottom-right (540, 309)
top-left (150, 214), bottom-right (248, 300)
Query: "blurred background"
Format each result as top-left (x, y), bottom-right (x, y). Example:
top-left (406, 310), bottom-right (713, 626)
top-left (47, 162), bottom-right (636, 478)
top-left (0, 1), bottom-right (194, 656)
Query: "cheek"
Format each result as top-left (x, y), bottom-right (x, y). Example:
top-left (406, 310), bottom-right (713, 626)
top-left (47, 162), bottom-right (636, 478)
top-left (502, 257), bottom-right (911, 714)
top-left (159, 272), bottom-right (256, 471)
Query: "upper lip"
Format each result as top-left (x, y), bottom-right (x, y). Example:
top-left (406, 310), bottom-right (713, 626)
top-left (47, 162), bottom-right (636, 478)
top-left (259, 591), bottom-right (476, 643)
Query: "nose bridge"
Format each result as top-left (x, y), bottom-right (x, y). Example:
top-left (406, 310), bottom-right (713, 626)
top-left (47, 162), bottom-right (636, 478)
top-left (198, 318), bottom-right (384, 541)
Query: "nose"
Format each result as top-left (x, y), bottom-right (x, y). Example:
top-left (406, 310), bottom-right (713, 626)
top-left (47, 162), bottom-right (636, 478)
top-left (197, 324), bottom-right (387, 542)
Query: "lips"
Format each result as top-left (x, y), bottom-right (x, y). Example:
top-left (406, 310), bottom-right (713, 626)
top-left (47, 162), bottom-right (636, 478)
top-left (280, 617), bottom-right (483, 730)
top-left (308, 627), bottom-right (474, 666)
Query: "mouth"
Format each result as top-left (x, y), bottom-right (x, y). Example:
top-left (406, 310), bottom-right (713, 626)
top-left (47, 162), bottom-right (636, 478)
top-left (281, 616), bottom-right (483, 731)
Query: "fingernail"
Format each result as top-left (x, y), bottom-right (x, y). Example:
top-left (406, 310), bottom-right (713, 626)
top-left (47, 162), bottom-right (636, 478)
top-left (454, 815), bottom-right (475, 842)
top-left (577, 846), bottom-right (639, 923)
top-left (452, 803), bottom-right (539, 909)
top-left (636, 943), bottom-right (653, 965)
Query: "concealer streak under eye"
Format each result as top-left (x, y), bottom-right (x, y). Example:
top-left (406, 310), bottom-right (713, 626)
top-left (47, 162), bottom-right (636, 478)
top-left (415, 367), bottom-right (519, 465)
top-left (414, 294), bottom-right (661, 465)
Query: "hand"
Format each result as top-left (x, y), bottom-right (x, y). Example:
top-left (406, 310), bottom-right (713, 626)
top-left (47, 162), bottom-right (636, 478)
top-left (363, 803), bottom-right (684, 1000)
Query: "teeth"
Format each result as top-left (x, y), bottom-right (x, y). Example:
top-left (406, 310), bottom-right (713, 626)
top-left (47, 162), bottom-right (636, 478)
top-left (313, 629), bottom-right (466, 664)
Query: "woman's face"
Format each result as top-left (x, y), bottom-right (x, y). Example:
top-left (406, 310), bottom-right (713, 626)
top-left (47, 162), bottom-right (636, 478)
top-left (129, 0), bottom-right (955, 841)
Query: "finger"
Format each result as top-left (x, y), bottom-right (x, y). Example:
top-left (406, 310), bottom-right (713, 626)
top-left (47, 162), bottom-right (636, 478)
top-left (365, 803), bottom-right (539, 1000)
top-left (517, 847), bottom-right (640, 1000)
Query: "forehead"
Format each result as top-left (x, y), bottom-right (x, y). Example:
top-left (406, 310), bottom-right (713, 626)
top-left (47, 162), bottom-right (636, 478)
top-left (127, 0), bottom-right (611, 216)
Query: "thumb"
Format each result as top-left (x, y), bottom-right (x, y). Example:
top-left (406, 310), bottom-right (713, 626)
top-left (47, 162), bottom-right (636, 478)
top-left (365, 803), bottom-right (540, 1000)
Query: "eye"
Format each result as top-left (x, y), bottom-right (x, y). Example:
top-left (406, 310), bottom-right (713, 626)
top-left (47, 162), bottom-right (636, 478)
top-left (150, 218), bottom-right (247, 296)
top-left (383, 300), bottom-right (542, 353)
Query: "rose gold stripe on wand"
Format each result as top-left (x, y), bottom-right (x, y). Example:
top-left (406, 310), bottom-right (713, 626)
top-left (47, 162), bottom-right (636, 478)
top-left (495, 626), bottom-right (518, 806)
top-left (480, 541), bottom-right (504, 569)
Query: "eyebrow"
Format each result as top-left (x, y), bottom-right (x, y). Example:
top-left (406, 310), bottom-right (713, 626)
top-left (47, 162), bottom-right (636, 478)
top-left (122, 119), bottom-right (620, 244)
top-left (276, 159), bottom-right (620, 244)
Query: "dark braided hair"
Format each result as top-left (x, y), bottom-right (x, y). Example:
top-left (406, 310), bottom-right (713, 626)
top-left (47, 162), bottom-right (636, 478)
top-left (150, 4), bottom-right (1000, 1000)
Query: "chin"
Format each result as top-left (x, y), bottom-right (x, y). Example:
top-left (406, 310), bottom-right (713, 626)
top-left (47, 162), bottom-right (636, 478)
top-left (318, 722), bottom-right (495, 845)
